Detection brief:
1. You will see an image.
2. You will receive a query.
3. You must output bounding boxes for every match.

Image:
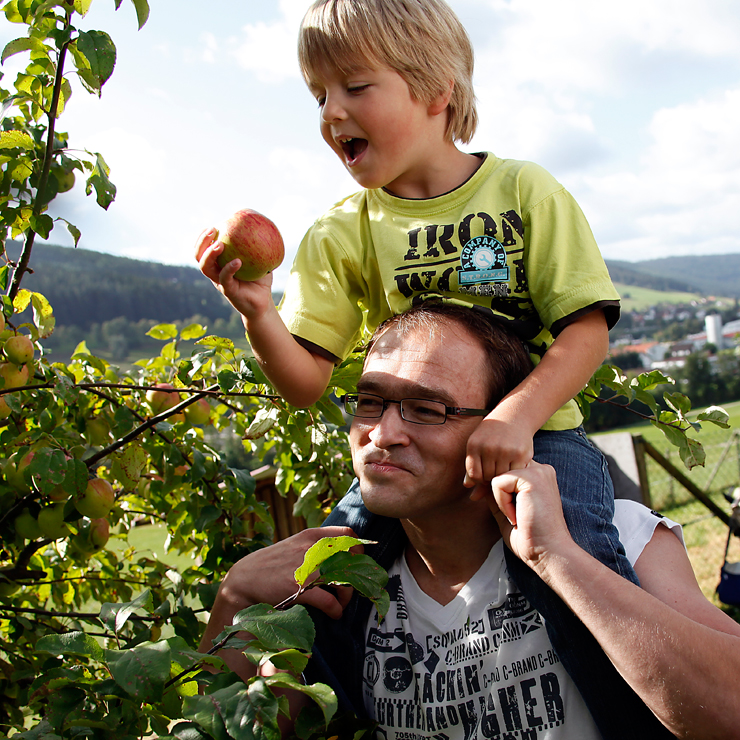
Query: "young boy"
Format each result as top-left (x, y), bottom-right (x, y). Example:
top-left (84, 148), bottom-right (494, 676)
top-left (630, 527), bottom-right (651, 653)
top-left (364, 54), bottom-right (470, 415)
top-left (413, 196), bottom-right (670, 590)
top-left (196, 1), bottom-right (645, 735)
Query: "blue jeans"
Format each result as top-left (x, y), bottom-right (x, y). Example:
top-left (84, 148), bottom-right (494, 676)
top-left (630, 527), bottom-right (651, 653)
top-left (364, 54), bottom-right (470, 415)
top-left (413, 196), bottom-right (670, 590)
top-left (529, 427), bottom-right (638, 583)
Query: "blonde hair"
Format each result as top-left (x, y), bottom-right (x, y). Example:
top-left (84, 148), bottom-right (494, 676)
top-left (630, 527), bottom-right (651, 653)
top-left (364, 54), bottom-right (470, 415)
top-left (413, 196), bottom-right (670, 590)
top-left (298, 0), bottom-right (478, 143)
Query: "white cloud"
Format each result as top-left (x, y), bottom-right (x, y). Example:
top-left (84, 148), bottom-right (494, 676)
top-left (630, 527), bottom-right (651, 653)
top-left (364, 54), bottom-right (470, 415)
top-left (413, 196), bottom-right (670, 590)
top-left (232, 0), bottom-right (309, 83)
top-left (582, 88), bottom-right (740, 260)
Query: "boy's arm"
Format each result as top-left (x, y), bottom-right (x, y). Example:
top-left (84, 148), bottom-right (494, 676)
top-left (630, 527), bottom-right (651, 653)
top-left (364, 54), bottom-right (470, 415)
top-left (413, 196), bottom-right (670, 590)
top-left (195, 229), bottom-right (334, 407)
top-left (465, 309), bottom-right (608, 484)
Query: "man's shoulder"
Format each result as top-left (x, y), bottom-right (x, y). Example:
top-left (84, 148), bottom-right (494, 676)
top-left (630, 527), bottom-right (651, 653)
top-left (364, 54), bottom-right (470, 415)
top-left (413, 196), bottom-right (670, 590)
top-left (614, 500), bottom-right (684, 565)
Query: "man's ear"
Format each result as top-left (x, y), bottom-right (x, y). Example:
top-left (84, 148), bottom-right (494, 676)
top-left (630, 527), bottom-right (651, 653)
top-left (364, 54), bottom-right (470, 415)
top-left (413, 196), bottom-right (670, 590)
top-left (428, 79), bottom-right (454, 116)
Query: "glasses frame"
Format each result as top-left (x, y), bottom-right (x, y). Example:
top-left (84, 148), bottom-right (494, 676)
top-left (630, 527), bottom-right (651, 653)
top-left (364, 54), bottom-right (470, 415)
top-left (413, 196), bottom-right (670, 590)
top-left (340, 393), bottom-right (491, 426)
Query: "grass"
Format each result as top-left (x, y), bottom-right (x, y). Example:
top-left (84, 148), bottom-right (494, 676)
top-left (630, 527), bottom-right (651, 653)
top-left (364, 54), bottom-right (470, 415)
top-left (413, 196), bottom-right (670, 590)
top-left (612, 283), bottom-right (703, 311)
top-left (593, 400), bottom-right (740, 616)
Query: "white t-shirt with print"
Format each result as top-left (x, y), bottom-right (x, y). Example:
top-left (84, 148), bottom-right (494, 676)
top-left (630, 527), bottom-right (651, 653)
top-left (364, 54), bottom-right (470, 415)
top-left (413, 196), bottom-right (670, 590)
top-left (362, 501), bottom-right (683, 740)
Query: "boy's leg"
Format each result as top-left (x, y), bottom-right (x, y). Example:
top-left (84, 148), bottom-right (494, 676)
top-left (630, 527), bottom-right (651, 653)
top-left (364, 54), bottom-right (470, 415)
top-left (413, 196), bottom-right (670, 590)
top-left (503, 427), bottom-right (673, 739)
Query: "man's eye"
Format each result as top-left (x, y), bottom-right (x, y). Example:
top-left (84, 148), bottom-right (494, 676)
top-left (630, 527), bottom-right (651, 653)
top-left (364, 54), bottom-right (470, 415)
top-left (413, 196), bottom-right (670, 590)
top-left (356, 395), bottom-right (382, 412)
top-left (407, 401), bottom-right (445, 422)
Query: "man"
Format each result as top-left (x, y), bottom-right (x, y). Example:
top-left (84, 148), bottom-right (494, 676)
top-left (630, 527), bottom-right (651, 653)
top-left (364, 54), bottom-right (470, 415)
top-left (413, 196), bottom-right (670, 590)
top-left (200, 303), bottom-right (740, 739)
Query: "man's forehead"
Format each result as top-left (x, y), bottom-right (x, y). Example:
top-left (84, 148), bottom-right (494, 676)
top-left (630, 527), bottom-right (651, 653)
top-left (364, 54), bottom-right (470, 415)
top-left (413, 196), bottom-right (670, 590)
top-left (360, 321), bottom-right (487, 402)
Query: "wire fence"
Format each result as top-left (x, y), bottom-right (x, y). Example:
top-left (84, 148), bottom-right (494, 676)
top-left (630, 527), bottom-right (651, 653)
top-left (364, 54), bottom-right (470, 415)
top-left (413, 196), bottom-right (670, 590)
top-left (647, 427), bottom-right (740, 512)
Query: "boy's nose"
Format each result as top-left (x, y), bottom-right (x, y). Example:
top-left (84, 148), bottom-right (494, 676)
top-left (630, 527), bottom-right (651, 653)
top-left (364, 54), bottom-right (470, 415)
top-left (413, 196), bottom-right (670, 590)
top-left (321, 93), bottom-right (346, 123)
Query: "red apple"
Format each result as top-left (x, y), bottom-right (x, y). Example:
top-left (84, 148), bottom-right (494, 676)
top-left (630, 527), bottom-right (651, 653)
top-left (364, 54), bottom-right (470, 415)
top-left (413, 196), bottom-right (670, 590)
top-left (185, 396), bottom-right (211, 426)
top-left (72, 517), bottom-right (110, 555)
top-left (76, 478), bottom-right (115, 519)
top-left (37, 504), bottom-right (70, 540)
top-left (14, 509), bottom-right (42, 540)
top-left (4, 451), bottom-right (34, 491)
top-left (4, 335), bottom-right (34, 365)
top-left (215, 209), bottom-right (284, 282)
top-left (146, 383), bottom-right (185, 421)
top-left (0, 362), bottom-right (29, 389)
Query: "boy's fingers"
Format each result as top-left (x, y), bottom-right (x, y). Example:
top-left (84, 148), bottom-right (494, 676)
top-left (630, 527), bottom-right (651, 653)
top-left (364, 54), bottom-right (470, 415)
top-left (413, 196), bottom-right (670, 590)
top-left (194, 227), bottom-right (218, 262)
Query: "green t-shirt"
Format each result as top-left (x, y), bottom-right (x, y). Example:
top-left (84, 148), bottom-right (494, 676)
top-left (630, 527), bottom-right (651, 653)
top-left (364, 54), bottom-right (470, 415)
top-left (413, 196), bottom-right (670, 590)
top-left (279, 153), bottom-right (620, 430)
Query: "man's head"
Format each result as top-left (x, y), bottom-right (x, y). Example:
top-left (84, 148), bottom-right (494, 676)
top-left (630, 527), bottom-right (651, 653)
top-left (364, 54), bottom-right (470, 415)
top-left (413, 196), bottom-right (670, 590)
top-left (298, 0), bottom-right (477, 144)
top-left (349, 303), bottom-right (532, 521)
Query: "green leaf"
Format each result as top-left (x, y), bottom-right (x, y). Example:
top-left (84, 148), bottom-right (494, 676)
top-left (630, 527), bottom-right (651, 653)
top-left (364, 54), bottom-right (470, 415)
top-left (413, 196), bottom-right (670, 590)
top-left (294, 536), bottom-right (369, 586)
top-left (264, 674), bottom-right (338, 726)
top-left (147, 323), bottom-right (178, 340)
top-left (85, 151), bottom-right (117, 208)
top-left (100, 588), bottom-right (153, 633)
top-left (225, 604), bottom-right (314, 653)
top-left (110, 443), bottom-right (148, 487)
top-left (259, 647), bottom-right (309, 674)
top-left (74, 0), bottom-right (93, 15)
top-left (183, 683), bottom-right (241, 740)
top-left (31, 291), bottom-right (55, 338)
top-left (36, 630), bottom-right (105, 661)
top-left (198, 334), bottom-right (236, 354)
top-left (64, 218), bottom-right (82, 246)
top-left (105, 639), bottom-right (171, 702)
top-left (632, 368), bottom-right (675, 391)
top-left (1, 37), bottom-right (32, 64)
top-left (0, 129), bottom-right (34, 149)
top-left (13, 288), bottom-right (31, 313)
top-left (180, 323), bottom-right (207, 341)
top-left (664, 391), bottom-right (691, 415)
top-left (130, 0), bottom-right (150, 29)
top-left (697, 405), bottom-right (731, 429)
top-left (28, 447), bottom-right (67, 493)
top-left (217, 367), bottom-right (237, 392)
top-left (222, 678), bottom-right (281, 740)
top-left (76, 30), bottom-right (116, 93)
top-left (319, 551), bottom-right (389, 598)
top-left (679, 436), bottom-right (705, 470)
top-left (315, 396), bottom-right (346, 427)
top-left (29, 213), bottom-right (53, 239)
top-left (245, 407), bottom-right (280, 440)
top-left (0, 265), bottom-right (8, 292)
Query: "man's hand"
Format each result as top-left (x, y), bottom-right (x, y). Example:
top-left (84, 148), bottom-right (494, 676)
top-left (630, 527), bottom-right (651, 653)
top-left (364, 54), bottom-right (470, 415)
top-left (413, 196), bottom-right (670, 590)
top-left (463, 410), bottom-right (535, 486)
top-left (483, 462), bottom-right (575, 572)
top-left (194, 227), bottom-right (275, 322)
top-left (217, 526), bottom-right (361, 621)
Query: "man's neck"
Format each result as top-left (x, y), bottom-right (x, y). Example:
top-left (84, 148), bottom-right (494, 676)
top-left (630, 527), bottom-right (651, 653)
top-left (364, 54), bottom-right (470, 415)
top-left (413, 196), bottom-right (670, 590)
top-left (401, 502), bottom-right (501, 606)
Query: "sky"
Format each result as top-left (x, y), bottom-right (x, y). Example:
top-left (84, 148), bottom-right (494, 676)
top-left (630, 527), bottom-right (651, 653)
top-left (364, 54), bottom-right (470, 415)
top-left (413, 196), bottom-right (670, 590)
top-left (2, 0), bottom-right (740, 290)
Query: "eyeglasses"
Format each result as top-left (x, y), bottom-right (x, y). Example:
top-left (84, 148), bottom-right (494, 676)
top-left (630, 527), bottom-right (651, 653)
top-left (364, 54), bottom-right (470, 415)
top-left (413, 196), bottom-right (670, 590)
top-left (341, 392), bottom-right (491, 426)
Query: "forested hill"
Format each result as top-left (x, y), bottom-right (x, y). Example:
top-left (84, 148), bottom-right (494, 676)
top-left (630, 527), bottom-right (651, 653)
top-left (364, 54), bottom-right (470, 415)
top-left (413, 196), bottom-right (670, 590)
top-left (618, 254), bottom-right (740, 298)
top-left (5, 243), bottom-right (740, 330)
top-left (5, 242), bottom-right (233, 329)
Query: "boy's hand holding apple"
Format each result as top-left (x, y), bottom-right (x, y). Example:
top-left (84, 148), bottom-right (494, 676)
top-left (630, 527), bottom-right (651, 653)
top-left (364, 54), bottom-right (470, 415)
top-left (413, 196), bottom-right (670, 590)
top-left (194, 209), bottom-right (284, 323)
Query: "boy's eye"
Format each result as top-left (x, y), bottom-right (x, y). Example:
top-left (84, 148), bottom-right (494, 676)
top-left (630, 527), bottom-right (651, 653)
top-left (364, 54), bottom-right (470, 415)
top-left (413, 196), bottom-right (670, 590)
top-left (348, 84), bottom-right (369, 95)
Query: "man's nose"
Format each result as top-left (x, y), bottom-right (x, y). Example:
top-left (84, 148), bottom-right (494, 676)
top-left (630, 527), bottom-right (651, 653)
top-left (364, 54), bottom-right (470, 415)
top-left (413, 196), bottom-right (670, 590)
top-left (368, 403), bottom-right (410, 447)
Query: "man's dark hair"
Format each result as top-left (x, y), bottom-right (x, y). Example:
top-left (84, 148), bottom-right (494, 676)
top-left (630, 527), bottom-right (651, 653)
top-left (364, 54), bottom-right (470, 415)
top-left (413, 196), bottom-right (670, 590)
top-left (367, 301), bottom-right (534, 408)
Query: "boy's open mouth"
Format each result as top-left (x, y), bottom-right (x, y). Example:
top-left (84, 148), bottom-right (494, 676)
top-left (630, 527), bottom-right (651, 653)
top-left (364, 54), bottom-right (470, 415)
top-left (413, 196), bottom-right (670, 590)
top-left (340, 137), bottom-right (368, 163)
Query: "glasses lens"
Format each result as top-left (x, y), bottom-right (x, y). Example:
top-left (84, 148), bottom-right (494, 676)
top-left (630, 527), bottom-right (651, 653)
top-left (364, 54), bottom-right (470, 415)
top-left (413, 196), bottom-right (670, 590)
top-left (402, 398), bottom-right (447, 425)
top-left (345, 393), bottom-right (384, 418)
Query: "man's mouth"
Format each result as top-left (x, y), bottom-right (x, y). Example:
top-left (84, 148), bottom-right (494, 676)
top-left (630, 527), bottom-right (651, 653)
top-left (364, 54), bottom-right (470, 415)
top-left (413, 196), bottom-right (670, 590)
top-left (339, 137), bottom-right (368, 164)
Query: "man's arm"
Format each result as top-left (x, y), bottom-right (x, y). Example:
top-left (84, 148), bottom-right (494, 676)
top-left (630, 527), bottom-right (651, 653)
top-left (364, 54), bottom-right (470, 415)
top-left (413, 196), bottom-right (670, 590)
top-left (465, 309), bottom-right (609, 483)
top-left (490, 463), bottom-right (740, 740)
top-left (195, 228), bottom-right (334, 407)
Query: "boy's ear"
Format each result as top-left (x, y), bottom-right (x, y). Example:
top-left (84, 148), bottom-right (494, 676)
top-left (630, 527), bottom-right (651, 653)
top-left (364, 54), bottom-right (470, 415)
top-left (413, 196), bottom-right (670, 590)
top-left (428, 79), bottom-right (454, 116)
